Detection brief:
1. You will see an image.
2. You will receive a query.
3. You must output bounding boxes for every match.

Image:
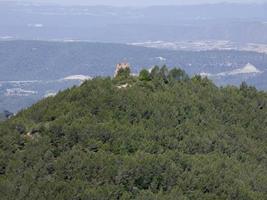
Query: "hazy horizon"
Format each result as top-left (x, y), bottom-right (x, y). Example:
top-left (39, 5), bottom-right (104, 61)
top-left (2, 0), bottom-right (267, 6)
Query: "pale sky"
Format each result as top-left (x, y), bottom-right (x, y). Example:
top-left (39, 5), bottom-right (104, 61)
top-left (3, 0), bottom-right (267, 6)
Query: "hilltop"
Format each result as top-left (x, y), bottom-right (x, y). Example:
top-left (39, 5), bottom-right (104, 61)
top-left (0, 67), bottom-right (266, 199)
top-left (1, 40), bottom-right (267, 113)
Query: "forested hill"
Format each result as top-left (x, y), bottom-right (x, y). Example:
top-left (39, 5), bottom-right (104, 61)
top-left (0, 67), bottom-right (267, 199)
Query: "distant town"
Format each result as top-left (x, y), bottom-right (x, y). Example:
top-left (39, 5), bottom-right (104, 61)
top-left (131, 40), bottom-right (267, 55)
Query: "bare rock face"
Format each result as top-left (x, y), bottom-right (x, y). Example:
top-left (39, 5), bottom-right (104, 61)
top-left (114, 63), bottom-right (130, 77)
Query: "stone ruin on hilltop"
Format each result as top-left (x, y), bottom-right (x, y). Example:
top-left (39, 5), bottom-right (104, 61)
top-left (114, 63), bottom-right (131, 77)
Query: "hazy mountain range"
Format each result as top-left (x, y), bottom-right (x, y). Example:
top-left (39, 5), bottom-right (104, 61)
top-left (1, 2), bottom-right (267, 43)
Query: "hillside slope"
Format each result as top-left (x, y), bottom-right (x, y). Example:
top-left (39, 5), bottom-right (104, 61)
top-left (0, 67), bottom-right (267, 199)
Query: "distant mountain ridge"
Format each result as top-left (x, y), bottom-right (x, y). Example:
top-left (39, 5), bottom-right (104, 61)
top-left (0, 2), bottom-right (267, 43)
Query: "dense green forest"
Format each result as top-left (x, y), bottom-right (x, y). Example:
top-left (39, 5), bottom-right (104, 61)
top-left (0, 66), bottom-right (266, 199)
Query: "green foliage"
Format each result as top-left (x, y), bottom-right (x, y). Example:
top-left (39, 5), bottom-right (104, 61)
top-left (168, 68), bottom-right (189, 81)
top-left (0, 114), bottom-right (5, 122)
top-left (139, 69), bottom-right (151, 81)
top-left (116, 67), bottom-right (131, 79)
top-left (0, 67), bottom-right (267, 199)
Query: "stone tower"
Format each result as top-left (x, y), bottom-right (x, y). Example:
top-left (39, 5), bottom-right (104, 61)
top-left (114, 63), bottom-right (130, 77)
